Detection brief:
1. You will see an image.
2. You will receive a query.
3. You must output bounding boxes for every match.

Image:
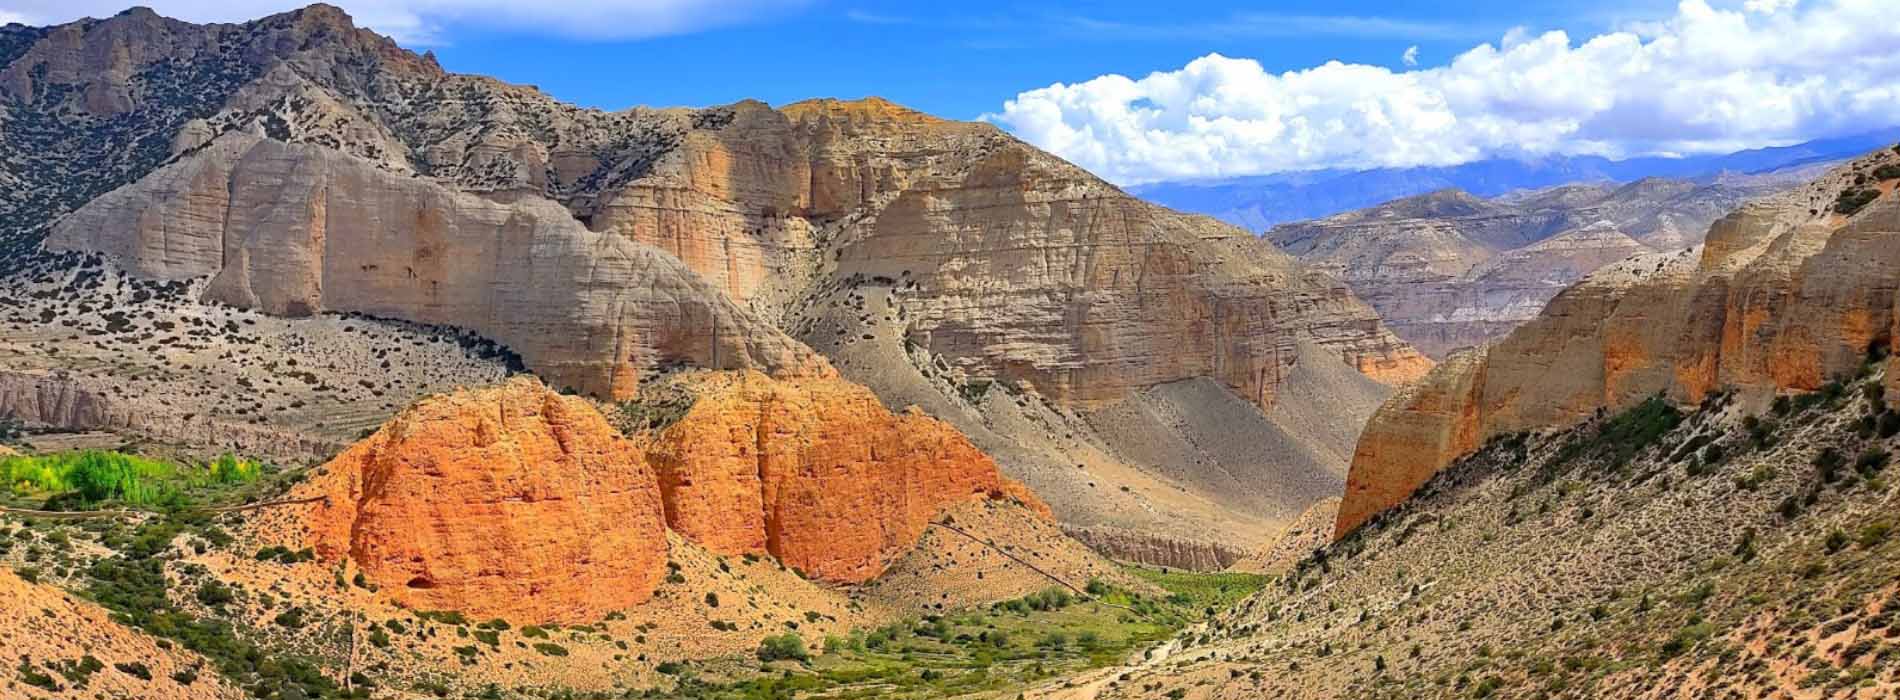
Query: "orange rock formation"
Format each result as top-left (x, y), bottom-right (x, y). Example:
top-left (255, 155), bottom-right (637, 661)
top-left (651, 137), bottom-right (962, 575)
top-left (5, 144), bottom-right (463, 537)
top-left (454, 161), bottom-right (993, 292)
top-left (300, 377), bottom-right (670, 624)
top-left (638, 371), bottom-right (1051, 582)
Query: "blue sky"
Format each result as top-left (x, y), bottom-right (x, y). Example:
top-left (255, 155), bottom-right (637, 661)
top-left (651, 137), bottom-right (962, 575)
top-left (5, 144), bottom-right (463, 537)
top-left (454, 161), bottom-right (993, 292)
top-left (421, 1), bottom-right (1672, 119)
top-left (8, 0), bottom-right (1899, 184)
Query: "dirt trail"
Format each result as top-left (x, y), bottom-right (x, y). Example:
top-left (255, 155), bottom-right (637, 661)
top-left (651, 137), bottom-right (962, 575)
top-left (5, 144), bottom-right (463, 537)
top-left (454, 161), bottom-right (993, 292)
top-left (1022, 622), bottom-right (1209, 700)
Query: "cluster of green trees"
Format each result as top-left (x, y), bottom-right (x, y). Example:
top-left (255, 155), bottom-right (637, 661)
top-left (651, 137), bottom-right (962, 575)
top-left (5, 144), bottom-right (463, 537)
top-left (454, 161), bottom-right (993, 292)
top-left (2, 451), bottom-right (261, 508)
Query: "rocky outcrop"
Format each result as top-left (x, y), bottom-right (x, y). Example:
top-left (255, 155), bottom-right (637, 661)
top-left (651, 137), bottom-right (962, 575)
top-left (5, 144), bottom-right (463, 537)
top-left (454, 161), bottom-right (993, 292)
top-left (1059, 525), bottom-right (1248, 572)
top-left (1335, 351), bottom-right (1489, 535)
top-left (1269, 180), bottom-right (1791, 359)
top-left (1337, 151), bottom-right (1900, 538)
top-left (635, 371), bottom-right (1050, 582)
top-left (298, 378), bottom-right (670, 624)
top-left (48, 133), bottom-right (830, 400)
top-left (0, 369), bottom-right (342, 461)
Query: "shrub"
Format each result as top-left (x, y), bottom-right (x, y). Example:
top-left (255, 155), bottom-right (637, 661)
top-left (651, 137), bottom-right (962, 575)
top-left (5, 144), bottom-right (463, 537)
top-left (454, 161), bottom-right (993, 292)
top-left (704, 592), bottom-right (720, 608)
top-left (1857, 448), bottom-right (1890, 474)
top-left (113, 661), bottom-right (151, 680)
top-left (193, 581), bottom-right (234, 607)
top-left (1814, 448), bottom-right (1847, 483)
top-left (756, 633), bottom-right (809, 663)
top-left (1834, 189), bottom-right (1881, 216)
top-left (1826, 530), bottom-right (1850, 554)
top-left (532, 643), bottom-right (569, 657)
top-left (1860, 522), bottom-right (1893, 549)
top-left (1872, 163), bottom-right (1900, 181)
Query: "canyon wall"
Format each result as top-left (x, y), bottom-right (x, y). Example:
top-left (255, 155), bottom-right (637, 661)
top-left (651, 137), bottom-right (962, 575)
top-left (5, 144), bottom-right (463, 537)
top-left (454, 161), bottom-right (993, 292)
top-left (0, 369), bottom-right (343, 461)
top-left (47, 133), bottom-right (829, 400)
top-left (1337, 153), bottom-right (1900, 537)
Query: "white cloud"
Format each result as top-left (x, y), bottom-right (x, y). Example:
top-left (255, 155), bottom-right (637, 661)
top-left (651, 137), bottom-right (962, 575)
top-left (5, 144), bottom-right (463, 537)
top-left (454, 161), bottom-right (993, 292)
top-left (1402, 45), bottom-right (1420, 67)
top-left (0, 1), bottom-right (809, 45)
top-left (989, 0), bottom-right (1900, 185)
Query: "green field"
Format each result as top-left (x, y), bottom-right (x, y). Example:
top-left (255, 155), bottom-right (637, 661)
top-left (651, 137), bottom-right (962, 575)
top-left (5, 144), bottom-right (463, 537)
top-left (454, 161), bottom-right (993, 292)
top-left (643, 569), bottom-right (1268, 700)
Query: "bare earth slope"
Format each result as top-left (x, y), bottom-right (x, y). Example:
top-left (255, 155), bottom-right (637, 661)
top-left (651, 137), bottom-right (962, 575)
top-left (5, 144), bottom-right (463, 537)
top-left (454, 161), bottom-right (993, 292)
top-left (1080, 365), bottom-right (1900, 700)
top-left (0, 567), bottom-right (242, 699)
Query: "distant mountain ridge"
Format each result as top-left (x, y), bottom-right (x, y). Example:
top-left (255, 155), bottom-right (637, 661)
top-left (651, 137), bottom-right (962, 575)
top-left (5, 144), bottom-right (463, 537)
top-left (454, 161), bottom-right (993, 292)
top-left (1132, 129), bottom-right (1900, 231)
top-left (1264, 175), bottom-right (1799, 358)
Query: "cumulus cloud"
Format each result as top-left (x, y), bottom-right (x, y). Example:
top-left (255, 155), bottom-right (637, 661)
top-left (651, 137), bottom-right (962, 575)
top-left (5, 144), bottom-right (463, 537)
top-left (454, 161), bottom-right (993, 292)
top-left (989, 0), bottom-right (1900, 185)
top-left (1, 0), bottom-right (809, 44)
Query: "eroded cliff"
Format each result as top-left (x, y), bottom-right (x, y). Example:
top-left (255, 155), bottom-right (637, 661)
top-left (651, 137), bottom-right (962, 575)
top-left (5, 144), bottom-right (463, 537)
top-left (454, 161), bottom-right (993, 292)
top-left (297, 377), bottom-right (671, 624)
top-left (635, 371), bottom-right (1050, 583)
top-left (1337, 150), bottom-right (1900, 537)
top-left (47, 133), bottom-right (829, 400)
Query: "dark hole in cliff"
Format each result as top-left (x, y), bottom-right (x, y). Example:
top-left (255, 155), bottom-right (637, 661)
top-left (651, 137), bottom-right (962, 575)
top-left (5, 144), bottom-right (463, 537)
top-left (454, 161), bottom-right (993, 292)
top-left (1869, 336), bottom-right (1893, 364)
top-left (406, 576), bottom-right (437, 590)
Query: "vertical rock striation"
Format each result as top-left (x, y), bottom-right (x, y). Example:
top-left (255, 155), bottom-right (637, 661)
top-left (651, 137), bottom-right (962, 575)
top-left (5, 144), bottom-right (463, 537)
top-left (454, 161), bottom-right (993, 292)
top-left (299, 378), bottom-right (671, 624)
top-left (636, 371), bottom-right (1050, 583)
top-left (47, 133), bottom-right (830, 399)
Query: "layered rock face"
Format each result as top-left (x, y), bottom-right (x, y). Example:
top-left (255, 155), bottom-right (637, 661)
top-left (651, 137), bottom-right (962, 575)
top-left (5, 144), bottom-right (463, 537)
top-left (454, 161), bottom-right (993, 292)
top-left (47, 133), bottom-right (828, 399)
top-left (0, 369), bottom-right (341, 461)
top-left (300, 378), bottom-right (670, 624)
top-left (636, 371), bottom-right (1050, 582)
top-left (569, 95), bottom-right (1431, 410)
top-left (1337, 152), bottom-right (1900, 537)
top-left (1059, 526), bottom-right (1248, 571)
top-left (1269, 179), bottom-right (1794, 358)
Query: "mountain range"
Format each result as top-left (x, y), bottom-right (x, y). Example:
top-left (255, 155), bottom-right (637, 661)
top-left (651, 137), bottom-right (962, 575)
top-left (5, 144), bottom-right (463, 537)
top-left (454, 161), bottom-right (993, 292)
top-left (1132, 131), bottom-right (1898, 232)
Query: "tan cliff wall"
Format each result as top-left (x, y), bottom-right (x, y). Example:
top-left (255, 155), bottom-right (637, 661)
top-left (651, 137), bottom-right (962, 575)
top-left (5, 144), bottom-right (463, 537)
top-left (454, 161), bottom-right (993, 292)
top-left (1059, 526), bottom-right (1249, 572)
top-left (47, 133), bottom-right (830, 400)
top-left (636, 371), bottom-right (1050, 583)
top-left (1335, 351), bottom-right (1489, 536)
top-left (0, 369), bottom-right (343, 461)
top-left (1337, 154), bottom-right (1900, 538)
top-left (589, 97), bottom-right (1430, 415)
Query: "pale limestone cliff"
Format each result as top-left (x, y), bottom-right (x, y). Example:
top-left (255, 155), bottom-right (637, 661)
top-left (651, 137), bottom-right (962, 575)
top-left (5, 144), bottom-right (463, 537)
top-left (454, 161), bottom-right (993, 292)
top-left (47, 133), bottom-right (830, 400)
top-left (0, 369), bottom-right (342, 461)
top-left (1059, 526), bottom-right (1249, 571)
top-left (1337, 152), bottom-right (1900, 537)
top-left (590, 96), bottom-right (1432, 411)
